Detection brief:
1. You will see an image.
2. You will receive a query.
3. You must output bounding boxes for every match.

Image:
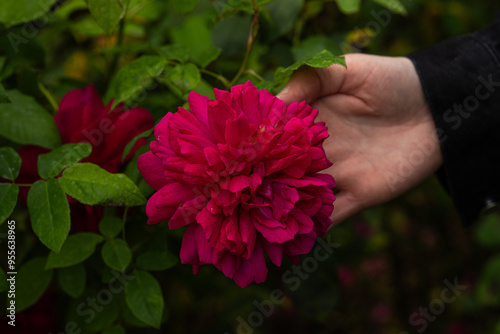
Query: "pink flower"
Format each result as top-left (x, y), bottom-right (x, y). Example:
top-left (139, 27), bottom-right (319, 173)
top-left (16, 85), bottom-right (154, 232)
top-left (138, 81), bottom-right (335, 287)
top-left (53, 84), bottom-right (153, 173)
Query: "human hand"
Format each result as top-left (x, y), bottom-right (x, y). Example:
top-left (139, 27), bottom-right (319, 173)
top-left (277, 54), bottom-right (443, 226)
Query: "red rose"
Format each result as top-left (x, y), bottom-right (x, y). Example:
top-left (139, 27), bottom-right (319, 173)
top-left (138, 81), bottom-right (335, 287)
top-left (16, 85), bottom-right (154, 232)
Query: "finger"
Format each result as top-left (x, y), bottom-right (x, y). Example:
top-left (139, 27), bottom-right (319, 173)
top-left (329, 192), bottom-right (361, 228)
top-left (277, 62), bottom-right (348, 106)
top-left (277, 67), bottom-right (320, 105)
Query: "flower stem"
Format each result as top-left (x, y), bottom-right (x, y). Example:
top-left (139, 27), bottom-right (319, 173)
top-left (243, 69), bottom-right (264, 81)
top-left (38, 82), bottom-right (58, 114)
top-left (108, 1), bottom-right (129, 79)
top-left (230, 0), bottom-right (260, 86)
top-left (292, 17), bottom-right (304, 48)
top-left (122, 206), bottom-right (129, 241)
top-left (200, 69), bottom-right (231, 89)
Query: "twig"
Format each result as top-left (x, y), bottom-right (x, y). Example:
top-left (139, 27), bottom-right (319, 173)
top-left (230, 0), bottom-right (260, 86)
top-left (38, 82), bottom-right (58, 114)
top-left (200, 68), bottom-right (231, 88)
top-left (108, 1), bottom-right (129, 79)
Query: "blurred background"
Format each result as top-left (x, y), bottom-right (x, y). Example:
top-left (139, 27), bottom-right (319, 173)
top-left (2, 0), bottom-right (500, 333)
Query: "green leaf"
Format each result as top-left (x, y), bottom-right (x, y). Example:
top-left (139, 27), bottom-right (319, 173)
top-left (0, 267), bottom-right (7, 293)
top-left (303, 0), bottom-right (324, 19)
top-left (0, 90), bottom-right (61, 149)
top-left (218, 0), bottom-right (275, 16)
top-left (496, 320), bottom-right (500, 334)
top-left (301, 49), bottom-right (346, 68)
top-left (291, 35), bottom-right (343, 63)
top-left (0, 183), bottom-right (18, 225)
top-left (146, 231), bottom-right (168, 252)
top-left (0, 83), bottom-right (10, 103)
top-left (16, 257), bottom-right (53, 312)
top-left (58, 163), bottom-right (147, 206)
top-left (475, 213), bottom-right (500, 248)
top-left (125, 270), bottom-right (164, 329)
top-left (56, 0), bottom-right (88, 20)
top-left (102, 239), bottom-right (132, 272)
top-left (57, 263), bottom-right (86, 298)
top-left (28, 180), bottom-right (71, 253)
top-left (126, 0), bottom-right (161, 19)
top-left (46, 233), bottom-right (104, 269)
top-left (192, 78), bottom-right (215, 100)
top-left (67, 285), bottom-right (120, 332)
top-left (86, 298), bottom-right (120, 332)
top-left (335, 0), bottom-right (361, 14)
top-left (165, 63), bottom-right (201, 93)
top-left (477, 255), bottom-right (500, 306)
top-left (99, 216), bottom-right (123, 239)
top-left (171, 0), bottom-right (199, 14)
top-left (88, 0), bottom-right (126, 35)
top-left (156, 44), bottom-right (190, 63)
top-left (0, 56), bottom-right (6, 72)
top-left (121, 128), bottom-right (153, 162)
top-left (171, 16), bottom-right (221, 68)
top-left (37, 143), bottom-right (92, 179)
top-left (106, 56), bottom-right (167, 108)
top-left (274, 50), bottom-right (346, 84)
top-left (0, 0), bottom-right (58, 27)
top-left (255, 81), bottom-right (275, 91)
top-left (0, 147), bottom-right (21, 180)
top-left (70, 16), bottom-right (107, 36)
top-left (262, 0), bottom-right (303, 41)
top-left (371, 0), bottom-right (407, 15)
top-left (212, 16), bottom-right (251, 56)
top-left (136, 251), bottom-right (179, 271)
top-left (123, 302), bottom-right (150, 328)
top-left (125, 146), bottom-right (150, 194)
top-left (103, 325), bottom-right (126, 334)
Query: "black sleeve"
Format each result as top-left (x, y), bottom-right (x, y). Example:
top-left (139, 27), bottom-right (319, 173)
top-left (406, 14), bottom-right (500, 227)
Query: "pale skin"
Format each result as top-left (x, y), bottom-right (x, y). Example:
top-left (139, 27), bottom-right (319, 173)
top-left (277, 54), bottom-right (443, 226)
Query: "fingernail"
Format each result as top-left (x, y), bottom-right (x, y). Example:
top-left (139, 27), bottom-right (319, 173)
top-left (277, 85), bottom-right (289, 98)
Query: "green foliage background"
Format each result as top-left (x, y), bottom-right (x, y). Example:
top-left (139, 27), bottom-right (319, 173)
top-left (1, 0), bottom-right (500, 333)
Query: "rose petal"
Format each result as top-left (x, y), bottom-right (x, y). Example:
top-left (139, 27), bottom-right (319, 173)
top-left (284, 231), bottom-right (317, 256)
top-left (233, 238), bottom-right (268, 288)
top-left (55, 85), bottom-right (105, 143)
top-left (180, 224), bottom-right (212, 265)
top-left (155, 183), bottom-right (194, 208)
top-left (137, 151), bottom-right (168, 190)
top-left (261, 237), bottom-right (283, 266)
top-left (188, 91), bottom-right (209, 125)
top-left (146, 192), bottom-right (177, 224)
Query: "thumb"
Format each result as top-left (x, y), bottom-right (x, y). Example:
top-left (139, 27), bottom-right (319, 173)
top-left (276, 67), bottom-right (321, 106)
top-left (276, 62), bottom-right (348, 106)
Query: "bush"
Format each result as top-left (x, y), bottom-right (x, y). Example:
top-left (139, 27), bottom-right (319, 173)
top-left (1, 0), bottom-right (500, 333)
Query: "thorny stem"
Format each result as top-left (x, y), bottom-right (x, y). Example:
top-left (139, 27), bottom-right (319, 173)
top-left (230, 0), bottom-right (260, 86)
top-left (108, 0), bottom-right (129, 79)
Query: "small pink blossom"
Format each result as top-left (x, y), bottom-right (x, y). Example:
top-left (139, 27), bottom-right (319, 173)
top-left (138, 81), bottom-right (335, 287)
